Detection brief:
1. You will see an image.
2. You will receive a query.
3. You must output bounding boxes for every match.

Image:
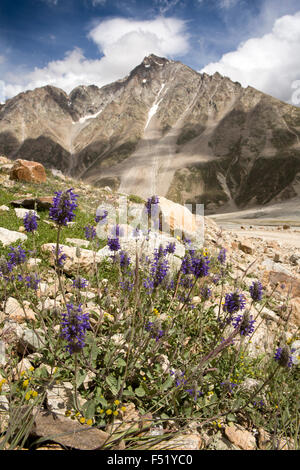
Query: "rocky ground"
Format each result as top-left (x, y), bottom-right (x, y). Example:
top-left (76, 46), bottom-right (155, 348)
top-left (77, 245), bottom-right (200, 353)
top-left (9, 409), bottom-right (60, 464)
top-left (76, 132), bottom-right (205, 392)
top-left (0, 156), bottom-right (299, 451)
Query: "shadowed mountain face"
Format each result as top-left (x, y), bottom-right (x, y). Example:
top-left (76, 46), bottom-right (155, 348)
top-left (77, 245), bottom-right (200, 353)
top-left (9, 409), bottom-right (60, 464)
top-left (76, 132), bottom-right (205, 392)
top-left (1, 54), bottom-right (300, 213)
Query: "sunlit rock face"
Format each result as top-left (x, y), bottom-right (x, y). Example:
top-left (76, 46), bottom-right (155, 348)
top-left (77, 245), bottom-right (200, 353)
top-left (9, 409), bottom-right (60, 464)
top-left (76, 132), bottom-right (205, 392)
top-left (1, 54), bottom-right (300, 213)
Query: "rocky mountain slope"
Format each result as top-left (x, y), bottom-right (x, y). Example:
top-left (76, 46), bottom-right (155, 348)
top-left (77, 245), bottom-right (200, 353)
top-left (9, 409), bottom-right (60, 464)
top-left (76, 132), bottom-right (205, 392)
top-left (1, 54), bottom-right (300, 213)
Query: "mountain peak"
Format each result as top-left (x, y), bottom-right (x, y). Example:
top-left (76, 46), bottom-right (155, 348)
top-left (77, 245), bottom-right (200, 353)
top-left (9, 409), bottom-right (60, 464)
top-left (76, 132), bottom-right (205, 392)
top-left (1, 56), bottom-right (300, 214)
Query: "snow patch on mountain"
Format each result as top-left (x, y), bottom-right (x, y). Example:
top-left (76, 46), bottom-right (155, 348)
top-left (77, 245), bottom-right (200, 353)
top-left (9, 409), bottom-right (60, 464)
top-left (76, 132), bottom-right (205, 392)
top-left (144, 83), bottom-right (165, 130)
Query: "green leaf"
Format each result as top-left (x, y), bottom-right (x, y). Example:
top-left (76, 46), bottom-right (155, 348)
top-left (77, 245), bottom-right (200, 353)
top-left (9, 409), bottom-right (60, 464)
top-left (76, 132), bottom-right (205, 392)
top-left (106, 375), bottom-right (118, 395)
top-left (227, 413), bottom-right (237, 422)
top-left (116, 358), bottom-right (126, 368)
top-left (123, 389), bottom-right (135, 398)
top-left (134, 386), bottom-right (146, 397)
top-left (161, 375), bottom-right (173, 391)
top-left (84, 400), bottom-right (96, 419)
top-left (76, 369), bottom-right (87, 388)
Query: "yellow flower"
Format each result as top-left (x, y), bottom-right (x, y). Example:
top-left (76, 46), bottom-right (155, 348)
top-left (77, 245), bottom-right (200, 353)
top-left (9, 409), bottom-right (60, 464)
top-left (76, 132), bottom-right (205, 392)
top-left (86, 419), bottom-right (93, 426)
top-left (153, 308), bottom-right (159, 316)
top-left (25, 391), bottom-right (31, 401)
top-left (65, 410), bottom-right (72, 417)
top-left (31, 390), bottom-right (38, 398)
top-left (114, 400), bottom-right (120, 406)
top-left (22, 380), bottom-right (29, 388)
top-left (106, 409), bottom-right (112, 415)
top-left (75, 412), bottom-right (81, 417)
top-left (20, 371), bottom-right (26, 376)
top-left (29, 366), bottom-right (34, 372)
top-left (121, 406), bottom-right (126, 412)
top-left (99, 409), bottom-right (104, 414)
top-left (113, 410), bottom-right (118, 416)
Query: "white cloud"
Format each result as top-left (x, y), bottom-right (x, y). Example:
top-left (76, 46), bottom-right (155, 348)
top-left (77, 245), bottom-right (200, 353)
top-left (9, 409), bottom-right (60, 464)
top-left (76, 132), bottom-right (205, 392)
top-left (90, 0), bottom-right (107, 6)
top-left (200, 12), bottom-right (300, 104)
top-left (2, 16), bottom-right (189, 101)
top-left (218, 0), bottom-right (239, 9)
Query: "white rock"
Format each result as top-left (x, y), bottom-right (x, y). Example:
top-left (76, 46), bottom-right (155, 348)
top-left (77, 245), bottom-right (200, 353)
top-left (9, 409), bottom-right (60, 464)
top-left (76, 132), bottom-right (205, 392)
top-left (0, 205), bottom-right (9, 212)
top-left (27, 257), bottom-right (42, 267)
top-left (4, 297), bottom-right (36, 323)
top-left (65, 238), bottom-right (90, 248)
top-left (14, 208), bottom-right (39, 219)
top-left (0, 227), bottom-right (27, 246)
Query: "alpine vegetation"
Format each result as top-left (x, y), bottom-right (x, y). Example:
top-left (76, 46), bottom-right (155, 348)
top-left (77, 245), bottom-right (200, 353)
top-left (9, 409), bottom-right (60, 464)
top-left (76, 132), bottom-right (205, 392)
top-left (0, 180), bottom-right (299, 452)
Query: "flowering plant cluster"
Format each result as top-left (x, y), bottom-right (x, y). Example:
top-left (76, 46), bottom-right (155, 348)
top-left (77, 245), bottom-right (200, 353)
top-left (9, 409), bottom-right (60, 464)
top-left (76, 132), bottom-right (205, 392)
top-left (0, 184), bottom-right (299, 451)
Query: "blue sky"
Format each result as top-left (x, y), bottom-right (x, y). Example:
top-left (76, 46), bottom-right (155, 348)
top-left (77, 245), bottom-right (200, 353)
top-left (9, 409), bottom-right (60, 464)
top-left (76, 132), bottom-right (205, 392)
top-left (0, 0), bottom-right (300, 105)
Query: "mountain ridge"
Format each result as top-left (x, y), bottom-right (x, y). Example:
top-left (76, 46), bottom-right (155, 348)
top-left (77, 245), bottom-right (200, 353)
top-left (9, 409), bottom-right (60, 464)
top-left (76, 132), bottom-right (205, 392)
top-left (1, 53), bottom-right (300, 213)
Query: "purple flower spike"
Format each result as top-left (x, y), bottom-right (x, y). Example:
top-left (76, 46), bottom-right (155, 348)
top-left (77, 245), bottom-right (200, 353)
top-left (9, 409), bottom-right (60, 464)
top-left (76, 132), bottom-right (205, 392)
top-left (223, 291), bottom-right (246, 314)
top-left (24, 211), bottom-right (38, 233)
top-left (61, 303), bottom-right (90, 354)
top-left (249, 281), bottom-right (263, 302)
top-left (49, 188), bottom-right (78, 226)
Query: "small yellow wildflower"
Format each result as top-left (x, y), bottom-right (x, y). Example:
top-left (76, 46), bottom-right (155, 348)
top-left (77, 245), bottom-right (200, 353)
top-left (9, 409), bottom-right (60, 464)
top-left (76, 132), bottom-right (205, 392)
top-left (114, 400), bottom-right (120, 406)
top-left (75, 412), bottom-right (81, 417)
top-left (20, 371), bottom-right (26, 377)
top-left (121, 406), bottom-right (126, 412)
top-left (106, 409), bottom-right (112, 415)
top-left (153, 308), bottom-right (159, 316)
top-left (65, 410), bottom-right (72, 417)
top-left (113, 410), bottom-right (119, 416)
top-left (29, 366), bottom-right (34, 372)
top-left (31, 390), bottom-right (38, 398)
top-left (86, 419), bottom-right (93, 426)
top-left (25, 391), bottom-right (31, 401)
top-left (22, 380), bottom-right (29, 388)
top-left (99, 408), bottom-right (104, 414)
top-left (79, 417), bottom-right (86, 424)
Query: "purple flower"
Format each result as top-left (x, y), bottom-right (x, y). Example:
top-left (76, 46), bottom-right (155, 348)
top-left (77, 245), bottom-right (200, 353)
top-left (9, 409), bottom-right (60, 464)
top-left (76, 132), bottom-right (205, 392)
top-left (191, 255), bottom-right (210, 279)
top-left (249, 281), bottom-right (263, 302)
top-left (200, 286), bottom-right (212, 301)
top-left (0, 257), bottom-right (13, 277)
top-left (221, 381), bottom-right (237, 394)
top-left (23, 211), bottom-right (38, 233)
top-left (145, 195), bottom-right (159, 216)
top-left (232, 312), bottom-right (255, 336)
top-left (84, 224), bottom-right (96, 241)
top-left (145, 321), bottom-right (164, 342)
top-left (108, 237), bottom-right (121, 252)
top-left (52, 245), bottom-right (67, 267)
top-left (274, 346), bottom-right (293, 368)
top-left (95, 209), bottom-right (108, 225)
top-left (110, 225), bottom-right (124, 238)
top-left (49, 188), bottom-right (78, 226)
top-left (25, 273), bottom-right (41, 290)
top-left (180, 253), bottom-right (192, 275)
top-left (185, 388), bottom-right (203, 401)
top-left (149, 245), bottom-right (169, 289)
top-left (8, 245), bottom-right (26, 266)
top-left (119, 250), bottom-right (131, 270)
top-left (217, 248), bottom-right (227, 264)
top-left (223, 292), bottom-right (246, 314)
top-left (61, 303), bottom-right (90, 354)
top-left (72, 276), bottom-right (88, 289)
top-left (164, 242), bottom-right (176, 254)
top-left (172, 371), bottom-right (187, 388)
